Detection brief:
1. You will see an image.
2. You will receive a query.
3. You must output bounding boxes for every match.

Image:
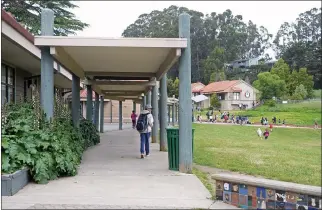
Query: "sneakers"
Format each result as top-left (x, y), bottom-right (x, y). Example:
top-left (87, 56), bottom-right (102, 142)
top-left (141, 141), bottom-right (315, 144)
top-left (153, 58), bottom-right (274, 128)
top-left (140, 154), bottom-right (144, 159)
top-left (146, 154), bottom-right (150, 157)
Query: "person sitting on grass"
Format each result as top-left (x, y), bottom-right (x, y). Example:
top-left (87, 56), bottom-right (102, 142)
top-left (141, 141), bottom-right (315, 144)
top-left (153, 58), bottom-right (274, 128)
top-left (263, 128), bottom-right (270, 140)
top-left (197, 114), bottom-right (202, 123)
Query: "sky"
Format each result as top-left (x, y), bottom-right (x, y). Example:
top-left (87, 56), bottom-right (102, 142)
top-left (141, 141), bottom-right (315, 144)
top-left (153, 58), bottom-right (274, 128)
top-left (72, 1), bottom-right (321, 58)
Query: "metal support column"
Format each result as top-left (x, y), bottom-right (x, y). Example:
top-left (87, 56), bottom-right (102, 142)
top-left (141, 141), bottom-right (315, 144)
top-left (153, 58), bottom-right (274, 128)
top-left (86, 85), bottom-right (93, 121)
top-left (94, 92), bottom-right (99, 130)
top-left (178, 13), bottom-right (192, 173)
top-left (172, 104), bottom-right (175, 126)
top-left (151, 85), bottom-right (159, 143)
top-left (143, 95), bottom-right (147, 108)
top-left (160, 74), bottom-right (168, 151)
top-left (40, 9), bottom-right (54, 120)
top-left (133, 101), bottom-right (136, 112)
top-left (168, 105), bottom-right (171, 124)
top-left (99, 95), bottom-right (104, 133)
top-left (147, 91), bottom-right (151, 105)
top-left (119, 101), bottom-right (122, 130)
top-left (110, 101), bottom-right (113, 123)
top-left (72, 74), bottom-right (80, 127)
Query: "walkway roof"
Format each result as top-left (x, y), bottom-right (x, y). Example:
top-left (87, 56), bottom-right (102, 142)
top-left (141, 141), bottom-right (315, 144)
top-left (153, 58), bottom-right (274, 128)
top-left (1, 10), bottom-right (76, 89)
top-left (34, 36), bottom-right (187, 98)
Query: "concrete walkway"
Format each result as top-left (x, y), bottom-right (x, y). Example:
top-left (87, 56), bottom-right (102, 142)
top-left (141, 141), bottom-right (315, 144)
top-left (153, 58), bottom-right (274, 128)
top-left (2, 129), bottom-right (236, 209)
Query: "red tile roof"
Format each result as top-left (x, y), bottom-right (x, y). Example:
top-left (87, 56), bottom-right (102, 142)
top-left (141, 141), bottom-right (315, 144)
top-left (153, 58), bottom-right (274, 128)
top-left (201, 80), bottom-right (240, 94)
top-left (1, 9), bottom-right (34, 44)
top-left (191, 82), bottom-right (205, 93)
top-left (80, 89), bottom-right (96, 98)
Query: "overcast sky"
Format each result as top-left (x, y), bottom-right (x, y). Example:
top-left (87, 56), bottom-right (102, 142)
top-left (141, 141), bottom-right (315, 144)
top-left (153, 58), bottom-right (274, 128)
top-left (72, 1), bottom-right (321, 58)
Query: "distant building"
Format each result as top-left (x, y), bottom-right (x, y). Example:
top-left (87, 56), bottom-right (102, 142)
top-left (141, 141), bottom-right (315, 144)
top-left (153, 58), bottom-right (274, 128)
top-left (226, 57), bottom-right (261, 71)
top-left (199, 80), bottom-right (259, 110)
top-left (191, 82), bottom-right (205, 96)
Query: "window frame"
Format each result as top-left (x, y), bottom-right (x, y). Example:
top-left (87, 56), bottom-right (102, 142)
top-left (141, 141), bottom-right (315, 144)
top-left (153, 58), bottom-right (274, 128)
top-left (1, 62), bottom-right (16, 104)
top-left (233, 92), bottom-right (240, 100)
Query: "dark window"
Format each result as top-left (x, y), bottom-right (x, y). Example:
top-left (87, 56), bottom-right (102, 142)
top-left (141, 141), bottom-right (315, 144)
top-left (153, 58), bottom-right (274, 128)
top-left (1, 63), bottom-right (15, 104)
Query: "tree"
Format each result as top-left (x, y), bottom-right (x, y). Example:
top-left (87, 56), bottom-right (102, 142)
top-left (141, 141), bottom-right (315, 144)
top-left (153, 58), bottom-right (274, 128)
top-left (210, 94), bottom-right (221, 109)
top-left (1, 0), bottom-right (89, 36)
top-left (253, 72), bottom-right (287, 100)
top-left (210, 70), bottom-right (226, 83)
top-left (122, 6), bottom-right (272, 84)
top-left (288, 68), bottom-right (314, 97)
top-left (273, 7), bottom-right (321, 89)
top-left (270, 58), bottom-right (291, 83)
top-left (292, 84), bottom-right (308, 100)
top-left (167, 77), bottom-right (179, 98)
top-left (172, 77), bottom-right (179, 98)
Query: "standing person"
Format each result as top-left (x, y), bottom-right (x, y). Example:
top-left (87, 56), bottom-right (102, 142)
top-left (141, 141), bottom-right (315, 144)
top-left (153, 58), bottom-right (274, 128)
top-left (136, 104), bottom-right (154, 159)
top-left (314, 120), bottom-right (318, 129)
top-left (131, 110), bottom-right (137, 129)
top-left (269, 123), bottom-right (273, 132)
top-left (263, 128), bottom-right (270, 140)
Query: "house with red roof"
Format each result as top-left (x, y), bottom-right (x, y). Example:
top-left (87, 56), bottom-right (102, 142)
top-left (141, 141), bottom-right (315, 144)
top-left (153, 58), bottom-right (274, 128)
top-left (191, 82), bottom-right (205, 96)
top-left (201, 79), bottom-right (258, 110)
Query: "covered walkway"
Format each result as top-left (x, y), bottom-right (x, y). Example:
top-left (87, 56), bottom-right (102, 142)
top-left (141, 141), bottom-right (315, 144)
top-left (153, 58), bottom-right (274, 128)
top-left (2, 129), bottom-right (236, 209)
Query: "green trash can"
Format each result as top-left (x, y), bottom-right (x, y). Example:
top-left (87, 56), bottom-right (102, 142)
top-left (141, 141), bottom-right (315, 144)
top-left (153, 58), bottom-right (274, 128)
top-left (166, 127), bottom-right (195, 171)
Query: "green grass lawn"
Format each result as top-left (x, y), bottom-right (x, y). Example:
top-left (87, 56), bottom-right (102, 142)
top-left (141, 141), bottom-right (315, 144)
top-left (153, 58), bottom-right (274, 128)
top-left (198, 100), bottom-right (321, 126)
top-left (193, 123), bottom-right (321, 186)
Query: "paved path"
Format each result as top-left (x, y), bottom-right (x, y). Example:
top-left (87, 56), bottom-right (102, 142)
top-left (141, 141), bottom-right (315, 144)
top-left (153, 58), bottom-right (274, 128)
top-left (104, 123), bottom-right (132, 132)
top-left (2, 129), bottom-right (237, 209)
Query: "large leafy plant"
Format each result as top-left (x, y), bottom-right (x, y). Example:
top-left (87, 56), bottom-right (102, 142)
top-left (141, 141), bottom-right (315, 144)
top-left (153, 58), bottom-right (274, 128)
top-left (1, 90), bottom-right (100, 184)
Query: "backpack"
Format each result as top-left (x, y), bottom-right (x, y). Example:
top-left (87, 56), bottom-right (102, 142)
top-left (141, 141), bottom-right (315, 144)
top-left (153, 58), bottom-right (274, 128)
top-left (136, 113), bottom-right (148, 132)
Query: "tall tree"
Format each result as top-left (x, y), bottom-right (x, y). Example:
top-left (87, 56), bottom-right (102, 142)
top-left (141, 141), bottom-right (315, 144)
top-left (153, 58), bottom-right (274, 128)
top-left (288, 68), bottom-right (314, 97)
top-left (273, 7), bottom-right (321, 88)
top-left (1, 0), bottom-right (89, 36)
top-left (122, 6), bottom-right (272, 84)
top-left (270, 58), bottom-right (291, 83)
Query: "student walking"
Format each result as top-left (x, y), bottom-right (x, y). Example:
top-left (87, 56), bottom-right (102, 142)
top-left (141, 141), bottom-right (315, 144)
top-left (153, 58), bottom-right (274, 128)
top-left (136, 104), bottom-right (154, 159)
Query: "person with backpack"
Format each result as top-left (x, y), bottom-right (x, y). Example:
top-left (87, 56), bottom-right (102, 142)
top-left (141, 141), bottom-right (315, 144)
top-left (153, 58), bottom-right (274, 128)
top-left (136, 104), bottom-right (154, 159)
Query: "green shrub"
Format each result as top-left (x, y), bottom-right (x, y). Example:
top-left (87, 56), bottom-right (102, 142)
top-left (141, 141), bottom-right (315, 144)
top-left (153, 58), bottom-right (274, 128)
top-left (80, 118), bottom-right (100, 147)
top-left (1, 102), bottom-right (99, 184)
top-left (264, 99), bottom-right (276, 107)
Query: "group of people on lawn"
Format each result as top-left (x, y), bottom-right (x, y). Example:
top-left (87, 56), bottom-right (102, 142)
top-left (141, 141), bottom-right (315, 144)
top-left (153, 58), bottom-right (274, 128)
top-left (197, 109), bottom-right (251, 125)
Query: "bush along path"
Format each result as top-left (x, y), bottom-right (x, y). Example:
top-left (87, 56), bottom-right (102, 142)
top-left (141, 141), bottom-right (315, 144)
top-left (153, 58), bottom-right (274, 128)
top-left (1, 90), bottom-right (100, 184)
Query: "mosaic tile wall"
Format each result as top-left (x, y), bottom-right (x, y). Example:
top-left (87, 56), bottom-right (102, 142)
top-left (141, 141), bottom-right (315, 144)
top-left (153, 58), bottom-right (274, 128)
top-left (215, 180), bottom-right (322, 210)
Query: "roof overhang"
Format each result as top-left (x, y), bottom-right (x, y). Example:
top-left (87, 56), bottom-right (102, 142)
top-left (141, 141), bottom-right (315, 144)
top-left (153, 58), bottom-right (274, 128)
top-left (34, 36), bottom-right (187, 96)
top-left (1, 20), bottom-right (78, 89)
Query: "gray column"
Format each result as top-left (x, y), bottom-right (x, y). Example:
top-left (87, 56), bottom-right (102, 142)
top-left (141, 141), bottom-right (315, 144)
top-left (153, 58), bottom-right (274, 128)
top-left (147, 91), bottom-right (151, 105)
top-left (40, 9), bottom-right (54, 120)
top-left (151, 85), bottom-right (159, 143)
top-left (72, 74), bottom-right (80, 127)
top-left (133, 101), bottom-right (136, 112)
top-left (178, 13), bottom-right (192, 173)
top-left (100, 95), bottom-right (104, 133)
top-left (176, 104), bottom-right (179, 122)
top-left (119, 101), bottom-right (122, 130)
top-left (110, 101), bottom-right (113, 123)
top-left (86, 85), bottom-right (93, 121)
top-left (160, 74), bottom-right (168, 151)
top-left (168, 105), bottom-right (171, 124)
top-left (172, 104), bottom-right (175, 126)
top-left (94, 92), bottom-right (99, 129)
top-left (143, 95), bottom-right (147, 108)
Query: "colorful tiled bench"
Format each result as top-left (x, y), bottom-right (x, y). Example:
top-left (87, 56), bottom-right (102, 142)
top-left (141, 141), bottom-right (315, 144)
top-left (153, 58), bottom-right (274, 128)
top-left (212, 173), bottom-right (321, 210)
